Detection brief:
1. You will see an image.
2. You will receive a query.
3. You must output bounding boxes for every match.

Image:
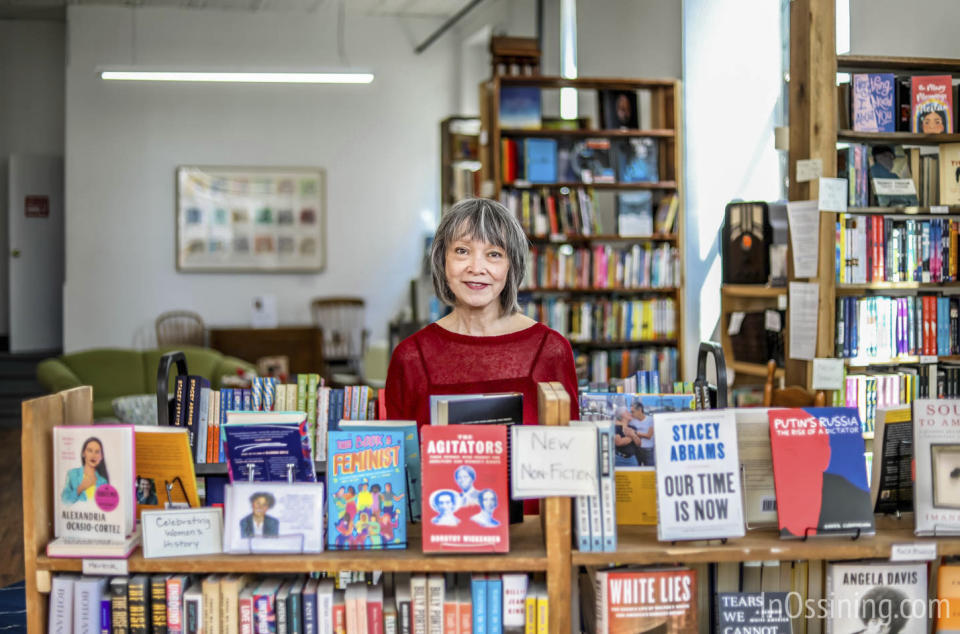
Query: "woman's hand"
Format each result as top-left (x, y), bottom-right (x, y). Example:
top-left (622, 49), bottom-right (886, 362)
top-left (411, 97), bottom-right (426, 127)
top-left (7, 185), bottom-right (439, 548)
top-left (77, 464), bottom-right (97, 494)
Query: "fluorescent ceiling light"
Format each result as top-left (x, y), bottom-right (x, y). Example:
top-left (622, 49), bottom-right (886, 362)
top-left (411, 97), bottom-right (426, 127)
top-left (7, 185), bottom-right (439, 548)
top-left (100, 71), bottom-right (374, 84)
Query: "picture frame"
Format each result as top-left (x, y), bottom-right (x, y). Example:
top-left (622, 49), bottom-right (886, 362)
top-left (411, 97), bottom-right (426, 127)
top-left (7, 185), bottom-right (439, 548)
top-left (175, 165), bottom-right (326, 273)
top-left (222, 482), bottom-right (325, 554)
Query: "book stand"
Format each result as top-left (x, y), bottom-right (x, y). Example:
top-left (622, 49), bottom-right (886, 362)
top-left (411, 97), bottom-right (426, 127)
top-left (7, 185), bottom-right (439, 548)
top-left (800, 526), bottom-right (864, 541)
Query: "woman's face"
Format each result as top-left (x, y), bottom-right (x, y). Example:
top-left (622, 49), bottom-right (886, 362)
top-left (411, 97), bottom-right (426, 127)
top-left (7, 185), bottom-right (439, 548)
top-left (82, 441), bottom-right (102, 467)
top-left (456, 469), bottom-right (474, 491)
top-left (251, 496), bottom-right (270, 520)
top-left (438, 494), bottom-right (455, 514)
top-left (922, 111), bottom-right (945, 133)
top-left (481, 491), bottom-right (496, 512)
top-left (445, 237), bottom-right (509, 312)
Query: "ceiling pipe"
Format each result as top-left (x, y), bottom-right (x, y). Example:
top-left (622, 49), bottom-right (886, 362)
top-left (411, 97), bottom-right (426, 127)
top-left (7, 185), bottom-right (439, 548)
top-left (414, 0), bottom-right (486, 54)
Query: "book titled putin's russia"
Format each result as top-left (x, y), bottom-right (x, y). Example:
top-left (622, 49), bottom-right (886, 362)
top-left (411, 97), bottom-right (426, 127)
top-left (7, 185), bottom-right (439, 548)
top-left (420, 425), bottom-right (509, 553)
top-left (768, 407), bottom-right (875, 539)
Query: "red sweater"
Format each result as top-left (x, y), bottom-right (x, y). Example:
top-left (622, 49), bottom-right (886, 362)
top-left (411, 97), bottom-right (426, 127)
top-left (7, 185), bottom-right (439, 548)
top-left (385, 322), bottom-right (580, 427)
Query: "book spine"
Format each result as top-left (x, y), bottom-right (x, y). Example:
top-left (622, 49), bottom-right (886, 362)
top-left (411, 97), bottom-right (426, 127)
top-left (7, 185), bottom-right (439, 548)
top-left (368, 599), bottom-right (382, 634)
top-left (486, 578), bottom-right (502, 634)
top-left (75, 580), bottom-right (96, 634)
top-left (184, 594), bottom-right (201, 634)
top-left (303, 589), bottom-right (317, 634)
top-left (167, 578), bottom-right (184, 634)
top-left (185, 377), bottom-right (199, 454)
top-left (470, 578), bottom-right (486, 634)
top-left (426, 576), bottom-right (443, 634)
top-left (573, 495), bottom-right (591, 552)
top-left (127, 576), bottom-right (150, 634)
top-left (524, 594), bottom-right (536, 634)
top-left (174, 375), bottom-right (186, 428)
top-left (597, 423), bottom-right (616, 551)
top-left (111, 579), bottom-right (129, 634)
top-left (411, 576), bottom-right (427, 634)
top-left (535, 594), bottom-right (547, 634)
top-left (150, 575), bottom-right (168, 634)
top-left (100, 597), bottom-right (111, 634)
top-left (239, 595), bottom-right (255, 634)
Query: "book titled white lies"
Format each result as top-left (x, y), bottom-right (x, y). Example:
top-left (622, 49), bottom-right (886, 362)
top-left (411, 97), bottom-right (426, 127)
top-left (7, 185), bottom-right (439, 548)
top-left (49, 425), bottom-right (137, 557)
top-left (653, 409), bottom-right (746, 541)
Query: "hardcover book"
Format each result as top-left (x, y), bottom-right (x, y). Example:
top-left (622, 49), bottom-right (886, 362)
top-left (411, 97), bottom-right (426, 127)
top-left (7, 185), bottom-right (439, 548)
top-left (523, 138), bottom-right (558, 184)
top-left (431, 393), bottom-right (523, 426)
top-left (570, 139), bottom-right (616, 184)
top-left (870, 406), bottom-right (913, 515)
top-left (598, 89), bottom-right (639, 129)
top-left (716, 593), bottom-right (791, 634)
top-left (327, 429), bottom-right (407, 549)
top-left (768, 407), bottom-right (875, 538)
top-left (52, 425), bottom-right (136, 547)
top-left (592, 567), bottom-right (696, 634)
top-left (826, 562), bottom-right (927, 634)
top-left (653, 409), bottom-right (745, 541)
top-left (913, 399), bottom-right (960, 535)
top-left (852, 73), bottom-right (896, 132)
top-left (499, 86), bottom-right (541, 130)
top-left (133, 426), bottom-right (199, 520)
top-left (223, 417), bottom-right (316, 483)
top-left (420, 424), bottom-right (509, 553)
top-left (616, 191), bottom-right (654, 236)
top-left (912, 75), bottom-right (954, 133)
top-left (615, 138), bottom-right (658, 183)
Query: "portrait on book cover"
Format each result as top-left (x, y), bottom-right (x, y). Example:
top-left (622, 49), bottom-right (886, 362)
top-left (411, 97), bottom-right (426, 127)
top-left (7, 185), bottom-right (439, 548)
top-left (931, 444), bottom-right (960, 509)
top-left (223, 482), bottom-right (324, 554)
top-left (61, 436), bottom-right (110, 506)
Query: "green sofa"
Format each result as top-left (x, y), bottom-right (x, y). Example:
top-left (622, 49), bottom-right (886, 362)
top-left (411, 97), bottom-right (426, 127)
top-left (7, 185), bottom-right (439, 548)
top-left (37, 346), bottom-right (256, 419)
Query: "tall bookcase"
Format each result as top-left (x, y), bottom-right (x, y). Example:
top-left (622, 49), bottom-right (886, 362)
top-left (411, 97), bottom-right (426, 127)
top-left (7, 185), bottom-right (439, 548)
top-left (440, 116), bottom-right (482, 213)
top-left (479, 75), bottom-right (685, 386)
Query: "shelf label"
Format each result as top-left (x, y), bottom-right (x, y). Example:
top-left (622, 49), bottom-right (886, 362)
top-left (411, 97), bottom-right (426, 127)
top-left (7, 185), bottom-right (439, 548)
top-left (511, 426), bottom-right (598, 499)
top-left (932, 206), bottom-right (949, 215)
top-left (141, 508), bottom-right (223, 559)
top-left (812, 358), bottom-right (844, 390)
top-left (83, 558), bottom-right (128, 576)
top-left (818, 177), bottom-right (848, 213)
top-left (728, 312), bottom-right (745, 336)
top-left (777, 294), bottom-right (788, 310)
top-left (795, 158), bottom-right (823, 182)
top-left (920, 355), bottom-right (938, 364)
top-left (890, 543), bottom-right (937, 562)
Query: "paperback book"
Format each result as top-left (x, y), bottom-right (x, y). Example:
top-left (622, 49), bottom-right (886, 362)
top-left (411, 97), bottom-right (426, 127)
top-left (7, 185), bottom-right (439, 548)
top-left (870, 405), bottom-right (913, 515)
top-left (716, 593), bottom-right (791, 634)
top-left (826, 562), bottom-right (927, 634)
top-left (913, 399), bottom-right (960, 535)
top-left (327, 429), bottom-right (407, 549)
top-left (768, 407), bottom-right (875, 538)
top-left (420, 424), bottom-right (509, 553)
top-left (591, 567), bottom-right (696, 634)
top-left (852, 73), bottom-right (896, 132)
top-left (223, 417), bottom-right (316, 483)
top-left (133, 426), bottom-right (199, 520)
top-left (912, 75), bottom-right (953, 133)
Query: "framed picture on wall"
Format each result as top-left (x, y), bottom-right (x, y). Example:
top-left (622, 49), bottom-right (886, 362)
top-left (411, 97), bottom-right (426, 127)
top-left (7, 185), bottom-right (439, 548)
top-left (175, 165), bottom-right (326, 273)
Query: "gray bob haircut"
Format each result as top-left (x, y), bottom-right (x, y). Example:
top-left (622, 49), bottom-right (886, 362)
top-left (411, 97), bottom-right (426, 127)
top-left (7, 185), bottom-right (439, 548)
top-left (431, 198), bottom-right (528, 316)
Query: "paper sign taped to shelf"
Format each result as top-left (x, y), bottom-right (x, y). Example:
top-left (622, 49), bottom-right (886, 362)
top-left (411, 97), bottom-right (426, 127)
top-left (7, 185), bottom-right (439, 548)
top-left (728, 312), bottom-right (745, 335)
top-left (83, 558), bottom-right (128, 576)
top-left (511, 426), bottom-right (598, 498)
top-left (778, 294), bottom-right (788, 310)
top-left (786, 200), bottom-right (820, 278)
top-left (765, 310), bottom-right (782, 332)
top-left (890, 543), bottom-right (937, 562)
top-left (920, 355), bottom-right (938, 364)
top-left (812, 358), bottom-right (844, 390)
top-left (141, 508), bottom-right (223, 559)
top-left (932, 206), bottom-right (949, 215)
top-left (795, 159), bottom-right (823, 182)
top-left (818, 177), bottom-right (848, 213)
top-left (788, 282), bottom-right (819, 361)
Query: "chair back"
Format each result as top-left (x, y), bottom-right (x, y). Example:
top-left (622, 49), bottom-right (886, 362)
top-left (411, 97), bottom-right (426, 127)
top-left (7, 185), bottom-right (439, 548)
top-left (762, 360), bottom-right (826, 407)
top-left (310, 297), bottom-right (369, 378)
top-left (156, 310), bottom-right (205, 347)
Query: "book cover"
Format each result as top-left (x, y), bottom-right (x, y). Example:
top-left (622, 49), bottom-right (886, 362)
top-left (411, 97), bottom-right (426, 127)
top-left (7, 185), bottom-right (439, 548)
top-left (223, 417), bottom-right (316, 483)
top-left (133, 426), bottom-right (199, 520)
top-left (852, 73), bottom-right (896, 132)
top-left (49, 575), bottom-right (76, 634)
top-left (913, 399), bottom-right (960, 534)
top-left (868, 145), bottom-right (918, 207)
top-left (52, 425), bottom-right (136, 544)
top-left (735, 408), bottom-right (779, 528)
top-left (653, 409), bottom-right (745, 541)
top-left (936, 563), bottom-right (960, 633)
top-left (870, 405), bottom-right (913, 515)
top-left (570, 138), bottom-right (616, 183)
top-left (224, 482), bottom-right (325, 554)
top-left (826, 562), bottom-right (927, 634)
top-left (499, 86), bottom-right (541, 130)
top-left (716, 593), bottom-right (791, 634)
top-left (598, 89), bottom-right (639, 129)
top-left (580, 393), bottom-right (696, 526)
top-left (109, 577), bottom-right (129, 634)
top-left (615, 138), bottom-right (659, 183)
top-left (940, 143), bottom-right (960, 205)
top-left (912, 75), bottom-right (953, 133)
top-left (593, 567), bottom-right (696, 634)
top-left (616, 192), bottom-right (654, 236)
top-left (768, 407), bottom-right (875, 538)
top-left (327, 429), bottom-right (407, 549)
top-left (524, 138), bottom-right (558, 184)
top-left (127, 575), bottom-right (150, 634)
top-left (420, 425), bottom-right (509, 553)
top-left (74, 576), bottom-right (108, 634)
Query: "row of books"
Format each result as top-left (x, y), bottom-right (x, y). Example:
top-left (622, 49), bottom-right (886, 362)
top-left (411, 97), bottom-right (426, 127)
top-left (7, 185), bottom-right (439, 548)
top-left (499, 85), bottom-right (650, 132)
top-left (522, 243), bottom-right (680, 290)
top-left (519, 297), bottom-right (677, 342)
top-left (837, 142), bottom-right (960, 207)
top-left (835, 214), bottom-right (960, 284)
top-left (835, 295), bottom-right (959, 360)
top-left (48, 571), bottom-right (545, 634)
top-left (577, 347), bottom-right (679, 387)
top-left (842, 72), bottom-right (957, 134)
top-left (500, 136), bottom-right (660, 185)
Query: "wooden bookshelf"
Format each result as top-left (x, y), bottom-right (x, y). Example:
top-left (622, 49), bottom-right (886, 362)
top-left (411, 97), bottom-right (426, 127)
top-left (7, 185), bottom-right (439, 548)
top-left (838, 130), bottom-right (960, 144)
top-left (837, 54), bottom-right (960, 74)
top-left (836, 281), bottom-right (960, 293)
top-left (481, 74), bottom-right (684, 384)
top-left (843, 206), bottom-right (960, 215)
top-left (731, 360), bottom-right (784, 379)
top-left (569, 339), bottom-right (678, 349)
top-left (720, 285), bottom-right (788, 388)
top-left (440, 115), bottom-right (481, 212)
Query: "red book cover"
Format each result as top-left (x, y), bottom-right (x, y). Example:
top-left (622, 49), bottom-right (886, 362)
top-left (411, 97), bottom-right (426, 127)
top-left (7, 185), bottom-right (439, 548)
top-left (420, 425), bottom-right (509, 553)
top-left (333, 599), bottom-right (346, 634)
top-left (912, 75), bottom-right (953, 133)
top-left (594, 568), bottom-right (696, 634)
top-left (925, 295), bottom-right (935, 355)
top-left (378, 388), bottom-right (387, 420)
top-left (443, 596), bottom-right (458, 634)
top-left (546, 194), bottom-right (559, 235)
top-left (876, 216), bottom-right (886, 282)
top-left (367, 586), bottom-right (384, 634)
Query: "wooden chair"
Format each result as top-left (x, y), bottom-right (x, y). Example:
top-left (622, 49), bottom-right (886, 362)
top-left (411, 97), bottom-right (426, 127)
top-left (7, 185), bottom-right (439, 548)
top-left (155, 310), bottom-right (205, 347)
top-left (310, 297), bottom-right (369, 382)
top-left (762, 360), bottom-right (826, 407)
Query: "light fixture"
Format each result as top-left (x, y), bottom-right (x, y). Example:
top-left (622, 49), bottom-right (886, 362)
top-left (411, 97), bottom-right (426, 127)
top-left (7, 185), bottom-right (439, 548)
top-left (100, 71), bottom-right (374, 84)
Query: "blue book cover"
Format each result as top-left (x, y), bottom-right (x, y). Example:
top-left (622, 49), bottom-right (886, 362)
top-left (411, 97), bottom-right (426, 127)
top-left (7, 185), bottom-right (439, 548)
top-left (523, 138), bottom-right (557, 183)
top-left (471, 576), bottom-right (487, 634)
top-left (616, 137), bottom-right (659, 183)
top-left (301, 579), bottom-right (318, 634)
top-left (499, 86), bottom-right (541, 129)
top-left (232, 389), bottom-right (243, 411)
top-left (100, 597), bottom-right (111, 634)
top-left (242, 389), bottom-right (252, 411)
top-left (486, 576), bottom-right (502, 634)
top-left (223, 421), bottom-right (316, 482)
top-left (337, 421), bottom-right (422, 523)
top-left (327, 429), bottom-right (407, 549)
top-left (852, 73), bottom-right (896, 132)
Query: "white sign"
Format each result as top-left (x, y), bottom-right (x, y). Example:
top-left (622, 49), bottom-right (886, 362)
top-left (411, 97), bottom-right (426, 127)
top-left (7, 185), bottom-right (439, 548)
top-left (250, 294), bottom-right (278, 329)
top-left (511, 426), bottom-right (598, 498)
top-left (141, 508), bottom-right (223, 559)
top-left (82, 558), bottom-right (128, 576)
top-left (788, 282), bottom-right (820, 361)
top-left (796, 159), bottom-right (823, 182)
top-left (872, 178), bottom-right (917, 196)
top-left (818, 177), bottom-right (848, 213)
top-left (890, 543), bottom-right (938, 562)
top-left (932, 206), bottom-right (949, 215)
top-left (920, 355), bottom-right (938, 364)
top-left (764, 310), bottom-right (782, 332)
top-left (728, 312), bottom-right (745, 336)
top-left (812, 358), bottom-right (844, 390)
top-left (653, 410), bottom-right (745, 541)
top-left (786, 200), bottom-right (820, 278)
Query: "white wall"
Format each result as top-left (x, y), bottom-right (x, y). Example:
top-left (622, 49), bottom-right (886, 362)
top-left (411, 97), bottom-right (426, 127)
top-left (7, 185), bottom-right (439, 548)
top-left (0, 20), bottom-right (65, 339)
top-left (64, 6), bottom-right (455, 352)
top-left (850, 0), bottom-right (960, 57)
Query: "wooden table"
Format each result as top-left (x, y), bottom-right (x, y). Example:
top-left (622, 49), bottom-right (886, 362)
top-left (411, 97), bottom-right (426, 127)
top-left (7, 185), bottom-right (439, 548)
top-left (208, 325), bottom-right (324, 375)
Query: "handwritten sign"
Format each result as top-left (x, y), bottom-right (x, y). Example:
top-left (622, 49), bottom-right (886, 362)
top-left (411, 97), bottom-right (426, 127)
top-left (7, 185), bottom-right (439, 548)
top-left (83, 558), bottom-right (128, 576)
top-left (141, 508), bottom-right (223, 559)
top-left (890, 543), bottom-right (937, 562)
top-left (511, 426), bottom-right (598, 498)
top-left (812, 358), bottom-right (844, 390)
top-left (818, 177), bottom-right (848, 213)
top-left (795, 159), bottom-right (823, 182)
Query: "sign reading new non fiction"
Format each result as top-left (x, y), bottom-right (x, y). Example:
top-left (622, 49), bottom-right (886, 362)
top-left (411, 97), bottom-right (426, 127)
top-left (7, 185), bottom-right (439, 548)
top-left (511, 426), bottom-right (598, 498)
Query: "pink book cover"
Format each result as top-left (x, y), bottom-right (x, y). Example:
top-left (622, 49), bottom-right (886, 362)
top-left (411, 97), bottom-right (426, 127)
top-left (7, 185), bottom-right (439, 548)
top-left (912, 75), bottom-right (953, 133)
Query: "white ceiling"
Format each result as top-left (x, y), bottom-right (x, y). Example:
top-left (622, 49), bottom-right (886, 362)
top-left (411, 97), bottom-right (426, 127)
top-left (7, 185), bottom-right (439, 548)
top-left (0, 0), bottom-right (469, 18)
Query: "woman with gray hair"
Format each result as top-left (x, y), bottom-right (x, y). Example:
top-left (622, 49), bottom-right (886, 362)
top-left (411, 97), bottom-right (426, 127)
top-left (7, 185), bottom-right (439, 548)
top-left (385, 197), bottom-right (579, 428)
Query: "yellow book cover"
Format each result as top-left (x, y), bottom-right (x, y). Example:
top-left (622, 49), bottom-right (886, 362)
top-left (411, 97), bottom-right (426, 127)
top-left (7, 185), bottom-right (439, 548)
top-left (614, 470), bottom-right (657, 525)
top-left (525, 594), bottom-right (537, 634)
top-left (937, 564), bottom-right (960, 632)
top-left (133, 426), bottom-right (200, 521)
top-left (838, 213), bottom-right (847, 284)
top-left (535, 587), bottom-right (548, 634)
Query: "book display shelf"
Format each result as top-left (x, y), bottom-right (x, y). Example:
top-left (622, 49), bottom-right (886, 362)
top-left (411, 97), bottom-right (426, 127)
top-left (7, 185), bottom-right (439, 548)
top-left (440, 116), bottom-right (482, 213)
top-left (479, 75), bottom-right (685, 385)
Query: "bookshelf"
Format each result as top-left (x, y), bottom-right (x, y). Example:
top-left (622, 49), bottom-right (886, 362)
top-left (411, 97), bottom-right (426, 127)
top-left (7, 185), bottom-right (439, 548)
top-left (479, 74), bottom-right (685, 386)
top-left (720, 285), bottom-right (788, 390)
top-left (440, 116), bottom-right (482, 212)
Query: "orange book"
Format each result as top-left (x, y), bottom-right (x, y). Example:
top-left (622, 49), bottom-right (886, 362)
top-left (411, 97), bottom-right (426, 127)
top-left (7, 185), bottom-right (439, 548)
top-left (457, 585), bottom-right (472, 634)
top-left (443, 595), bottom-right (458, 633)
top-left (937, 564), bottom-right (960, 632)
